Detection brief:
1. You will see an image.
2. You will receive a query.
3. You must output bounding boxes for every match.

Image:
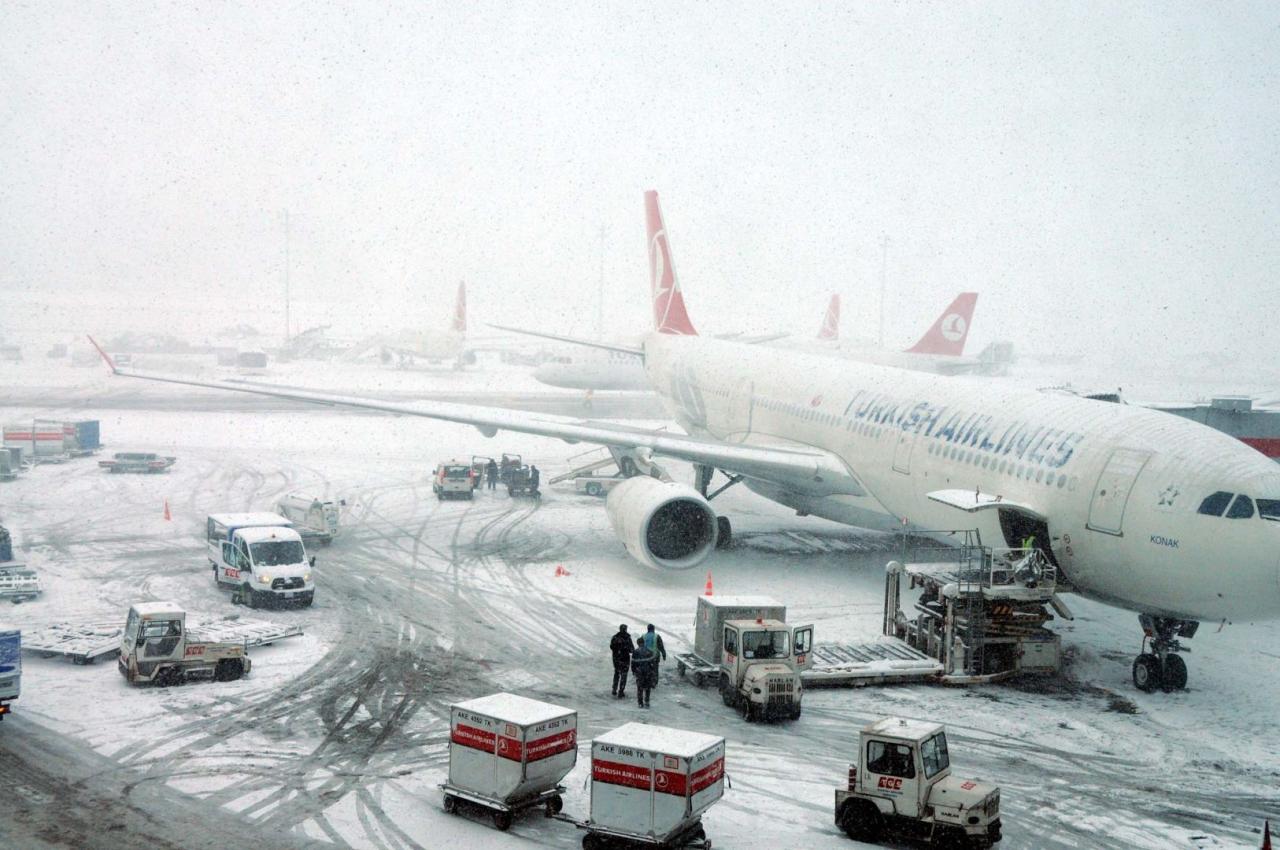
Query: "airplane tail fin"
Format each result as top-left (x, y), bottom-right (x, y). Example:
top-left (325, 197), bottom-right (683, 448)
top-left (451, 281), bottom-right (467, 334)
top-left (818, 294), bottom-right (840, 341)
top-left (905, 292), bottom-right (977, 356)
top-left (645, 190), bottom-right (697, 335)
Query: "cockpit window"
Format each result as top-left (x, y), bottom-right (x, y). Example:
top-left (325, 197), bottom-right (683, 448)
top-left (1257, 499), bottom-right (1280, 521)
top-left (1197, 491), bottom-right (1233, 516)
top-left (1225, 495), bottom-right (1255, 519)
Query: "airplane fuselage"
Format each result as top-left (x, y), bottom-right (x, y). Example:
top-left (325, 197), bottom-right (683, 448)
top-left (645, 334), bottom-right (1280, 622)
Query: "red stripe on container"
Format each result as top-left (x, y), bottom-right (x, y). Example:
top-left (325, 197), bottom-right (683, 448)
top-left (526, 729), bottom-right (576, 762)
top-left (451, 723), bottom-right (496, 754)
top-left (592, 758), bottom-right (652, 790)
top-left (691, 758), bottom-right (725, 793)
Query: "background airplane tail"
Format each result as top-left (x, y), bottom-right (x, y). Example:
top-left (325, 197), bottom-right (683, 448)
top-left (451, 281), bottom-right (467, 334)
top-left (818, 294), bottom-right (840, 341)
top-left (905, 292), bottom-right (977, 356)
top-left (645, 190), bottom-right (697, 335)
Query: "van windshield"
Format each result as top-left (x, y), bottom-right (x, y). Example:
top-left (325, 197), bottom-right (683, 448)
top-left (250, 540), bottom-right (305, 566)
top-left (742, 630), bottom-right (790, 659)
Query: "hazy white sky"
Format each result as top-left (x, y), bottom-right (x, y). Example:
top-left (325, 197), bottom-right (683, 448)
top-left (2, 2), bottom-right (1277, 358)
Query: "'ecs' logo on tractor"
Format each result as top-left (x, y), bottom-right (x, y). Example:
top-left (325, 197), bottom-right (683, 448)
top-left (877, 776), bottom-right (903, 791)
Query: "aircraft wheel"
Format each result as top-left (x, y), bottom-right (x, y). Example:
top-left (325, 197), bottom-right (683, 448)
top-left (1132, 653), bottom-right (1163, 692)
top-left (1161, 654), bottom-right (1188, 691)
top-left (715, 516), bottom-right (732, 549)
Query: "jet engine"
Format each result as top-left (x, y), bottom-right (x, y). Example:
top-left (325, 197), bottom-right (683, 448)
top-left (605, 476), bottom-right (719, 570)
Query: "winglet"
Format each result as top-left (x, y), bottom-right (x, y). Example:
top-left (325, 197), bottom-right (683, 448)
top-left (86, 335), bottom-right (118, 373)
top-left (905, 292), bottom-right (977, 356)
top-left (818, 294), bottom-right (840, 341)
top-left (452, 281), bottom-right (467, 334)
top-left (645, 190), bottom-right (697, 336)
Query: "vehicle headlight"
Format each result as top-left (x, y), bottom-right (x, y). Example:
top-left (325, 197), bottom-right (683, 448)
top-left (303, 572), bottom-right (311, 583)
top-left (258, 574), bottom-right (271, 584)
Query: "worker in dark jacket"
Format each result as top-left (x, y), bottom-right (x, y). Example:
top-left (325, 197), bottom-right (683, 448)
top-left (642, 623), bottom-right (667, 685)
top-left (485, 459), bottom-right (498, 490)
top-left (529, 465), bottom-right (540, 494)
top-left (610, 624), bottom-right (633, 698)
top-left (631, 637), bottom-right (658, 708)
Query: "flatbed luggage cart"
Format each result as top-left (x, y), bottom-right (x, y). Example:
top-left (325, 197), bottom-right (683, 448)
top-left (439, 782), bottom-right (565, 831)
top-left (673, 652), bottom-right (718, 687)
top-left (549, 812), bottom-right (712, 849)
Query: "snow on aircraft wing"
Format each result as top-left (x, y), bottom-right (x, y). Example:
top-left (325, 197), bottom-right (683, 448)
top-left (88, 337), bottom-right (864, 496)
top-left (927, 488), bottom-right (1047, 520)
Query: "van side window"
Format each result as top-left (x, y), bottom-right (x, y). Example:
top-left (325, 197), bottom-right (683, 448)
top-left (1197, 492), bottom-right (1233, 516)
top-left (1225, 495), bottom-right (1255, 519)
top-left (723, 628), bottom-right (737, 657)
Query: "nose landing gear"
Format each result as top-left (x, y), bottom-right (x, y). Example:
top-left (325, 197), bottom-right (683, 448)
top-left (1132, 615), bottom-right (1197, 692)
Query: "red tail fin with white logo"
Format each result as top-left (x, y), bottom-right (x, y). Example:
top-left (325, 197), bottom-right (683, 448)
top-left (451, 281), bottom-right (466, 334)
top-left (818, 294), bottom-right (840, 341)
top-left (645, 191), bottom-right (697, 335)
top-left (905, 292), bottom-right (977, 356)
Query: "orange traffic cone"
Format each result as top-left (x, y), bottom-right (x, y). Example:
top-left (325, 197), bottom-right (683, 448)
top-left (554, 564), bottom-right (570, 578)
top-left (163, 499), bottom-right (171, 522)
top-left (1263, 820), bottom-right (1272, 850)
top-left (703, 570), bottom-right (713, 596)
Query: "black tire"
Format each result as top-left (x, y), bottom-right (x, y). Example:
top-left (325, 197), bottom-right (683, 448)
top-left (693, 672), bottom-right (705, 688)
top-left (677, 661), bottom-right (686, 677)
top-left (1162, 654), bottom-right (1188, 691)
top-left (838, 799), bottom-right (883, 842)
top-left (301, 595), bottom-right (314, 608)
top-left (546, 794), bottom-right (564, 815)
top-left (790, 705), bottom-right (802, 720)
top-left (582, 834), bottom-right (601, 850)
top-left (492, 810), bottom-right (512, 831)
top-left (586, 482), bottom-right (602, 497)
top-left (243, 585), bottom-right (259, 609)
top-left (155, 667), bottom-right (182, 688)
top-left (743, 701), bottom-right (756, 723)
top-left (442, 794), bottom-right (457, 814)
top-left (720, 674), bottom-right (735, 707)
top-left (1132, 653), bottom-right (1162, 692)
top-left (215, 659), bottom-right (244, 682)
top-left (715, 516), bottom-right (732, 549)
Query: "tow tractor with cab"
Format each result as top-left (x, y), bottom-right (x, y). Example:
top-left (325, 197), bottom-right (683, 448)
top-left (835, 717), bottom-right (1001, 848)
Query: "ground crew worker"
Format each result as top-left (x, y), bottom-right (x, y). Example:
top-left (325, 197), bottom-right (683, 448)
top-left (609, 624), bottom-right (633, 698)
top-left (642, 624), bottom-right (666, 686)
top-left (631, 636), bottom-right (657, 708)
top-left (1021, 533), bottom-right (1037, 554)
top-left (485, 459), bottom-right (498, 490)
top-left (529, 465), bottom-right (540, 494)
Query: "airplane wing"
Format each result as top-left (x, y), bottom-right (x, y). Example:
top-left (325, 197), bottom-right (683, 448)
top-left (89, 337), bottom-right (864, 496)
top-left (485, 324), bottom-right (643, 357)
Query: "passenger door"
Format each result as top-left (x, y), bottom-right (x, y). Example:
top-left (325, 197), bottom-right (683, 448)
top-left (892, 428), bottom-right (917, 475)
top-left (864, 739), bottom-right (921, 817)
top-left (1087, 448), bottom-right (1152, 536)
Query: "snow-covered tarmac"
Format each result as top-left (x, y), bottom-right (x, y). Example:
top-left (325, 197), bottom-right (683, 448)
top-left (1, 360), bottom-right (1277, 849)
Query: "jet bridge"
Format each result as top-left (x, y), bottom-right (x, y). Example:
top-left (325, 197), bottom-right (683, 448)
top-left (884, 531), bottom-right (1066, 684)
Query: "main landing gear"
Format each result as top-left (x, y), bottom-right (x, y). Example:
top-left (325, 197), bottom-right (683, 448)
top-left (1132, 615), bottom-right (1198, 692)
top-left (695, 463), bottom-right (742, 550)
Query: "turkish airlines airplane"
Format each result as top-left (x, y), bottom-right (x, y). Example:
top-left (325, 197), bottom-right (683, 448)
top-left (362, 280), bottom-right (476, 368)
top-left (90, 191), bottom-right (1280, 693)
top-left (802, 292), bottom-right (1013, 376)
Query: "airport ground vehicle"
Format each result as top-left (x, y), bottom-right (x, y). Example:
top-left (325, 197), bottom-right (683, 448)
top-left (675, 598), bottom-right (810, 721)
top-left (117, 602), bottom-right (251, 686)
top-left (575, 475), bottom-right (624, 497)
top-left (0, 448), bottom-right (19, 481)
top-left (207, 513), bottom-right (315, 608)
top-left (275, 493), bottom-right (343, 545)
top-left (442, 693), bottom-right (576, 831)
top-left (507, 465), bottom-right (540, 497)
top-left (835, 717), bottom-right (1001, 848)
top-left (716, 614), bottom-right (810, 721)
top-left (0, 626), bottom-right (20, 718)
top-left (499, 453), bottom-right (523, 484)
top-left (98, 452), bottom-right (176, 473)
top-left (434, 461), bottom-right (477, 500)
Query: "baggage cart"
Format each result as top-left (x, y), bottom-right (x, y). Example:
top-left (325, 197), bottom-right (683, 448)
top-left (577, 722), bottom-right (724, 849)
top-left (0, 564), bottom-right (42, 603)
top-left (442, 692), bottom-right (577, 831)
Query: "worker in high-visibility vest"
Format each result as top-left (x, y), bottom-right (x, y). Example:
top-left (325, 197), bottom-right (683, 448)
top-left (1021, 533), bottom-right (1037, 554)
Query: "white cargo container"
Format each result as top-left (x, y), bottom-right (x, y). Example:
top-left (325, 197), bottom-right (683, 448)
top-left (275, 493), bottom-right (342, 545)
top-left (443, 692), bottom-right (577, 830)
top-left (587, 722), bottom-right (725, 847)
